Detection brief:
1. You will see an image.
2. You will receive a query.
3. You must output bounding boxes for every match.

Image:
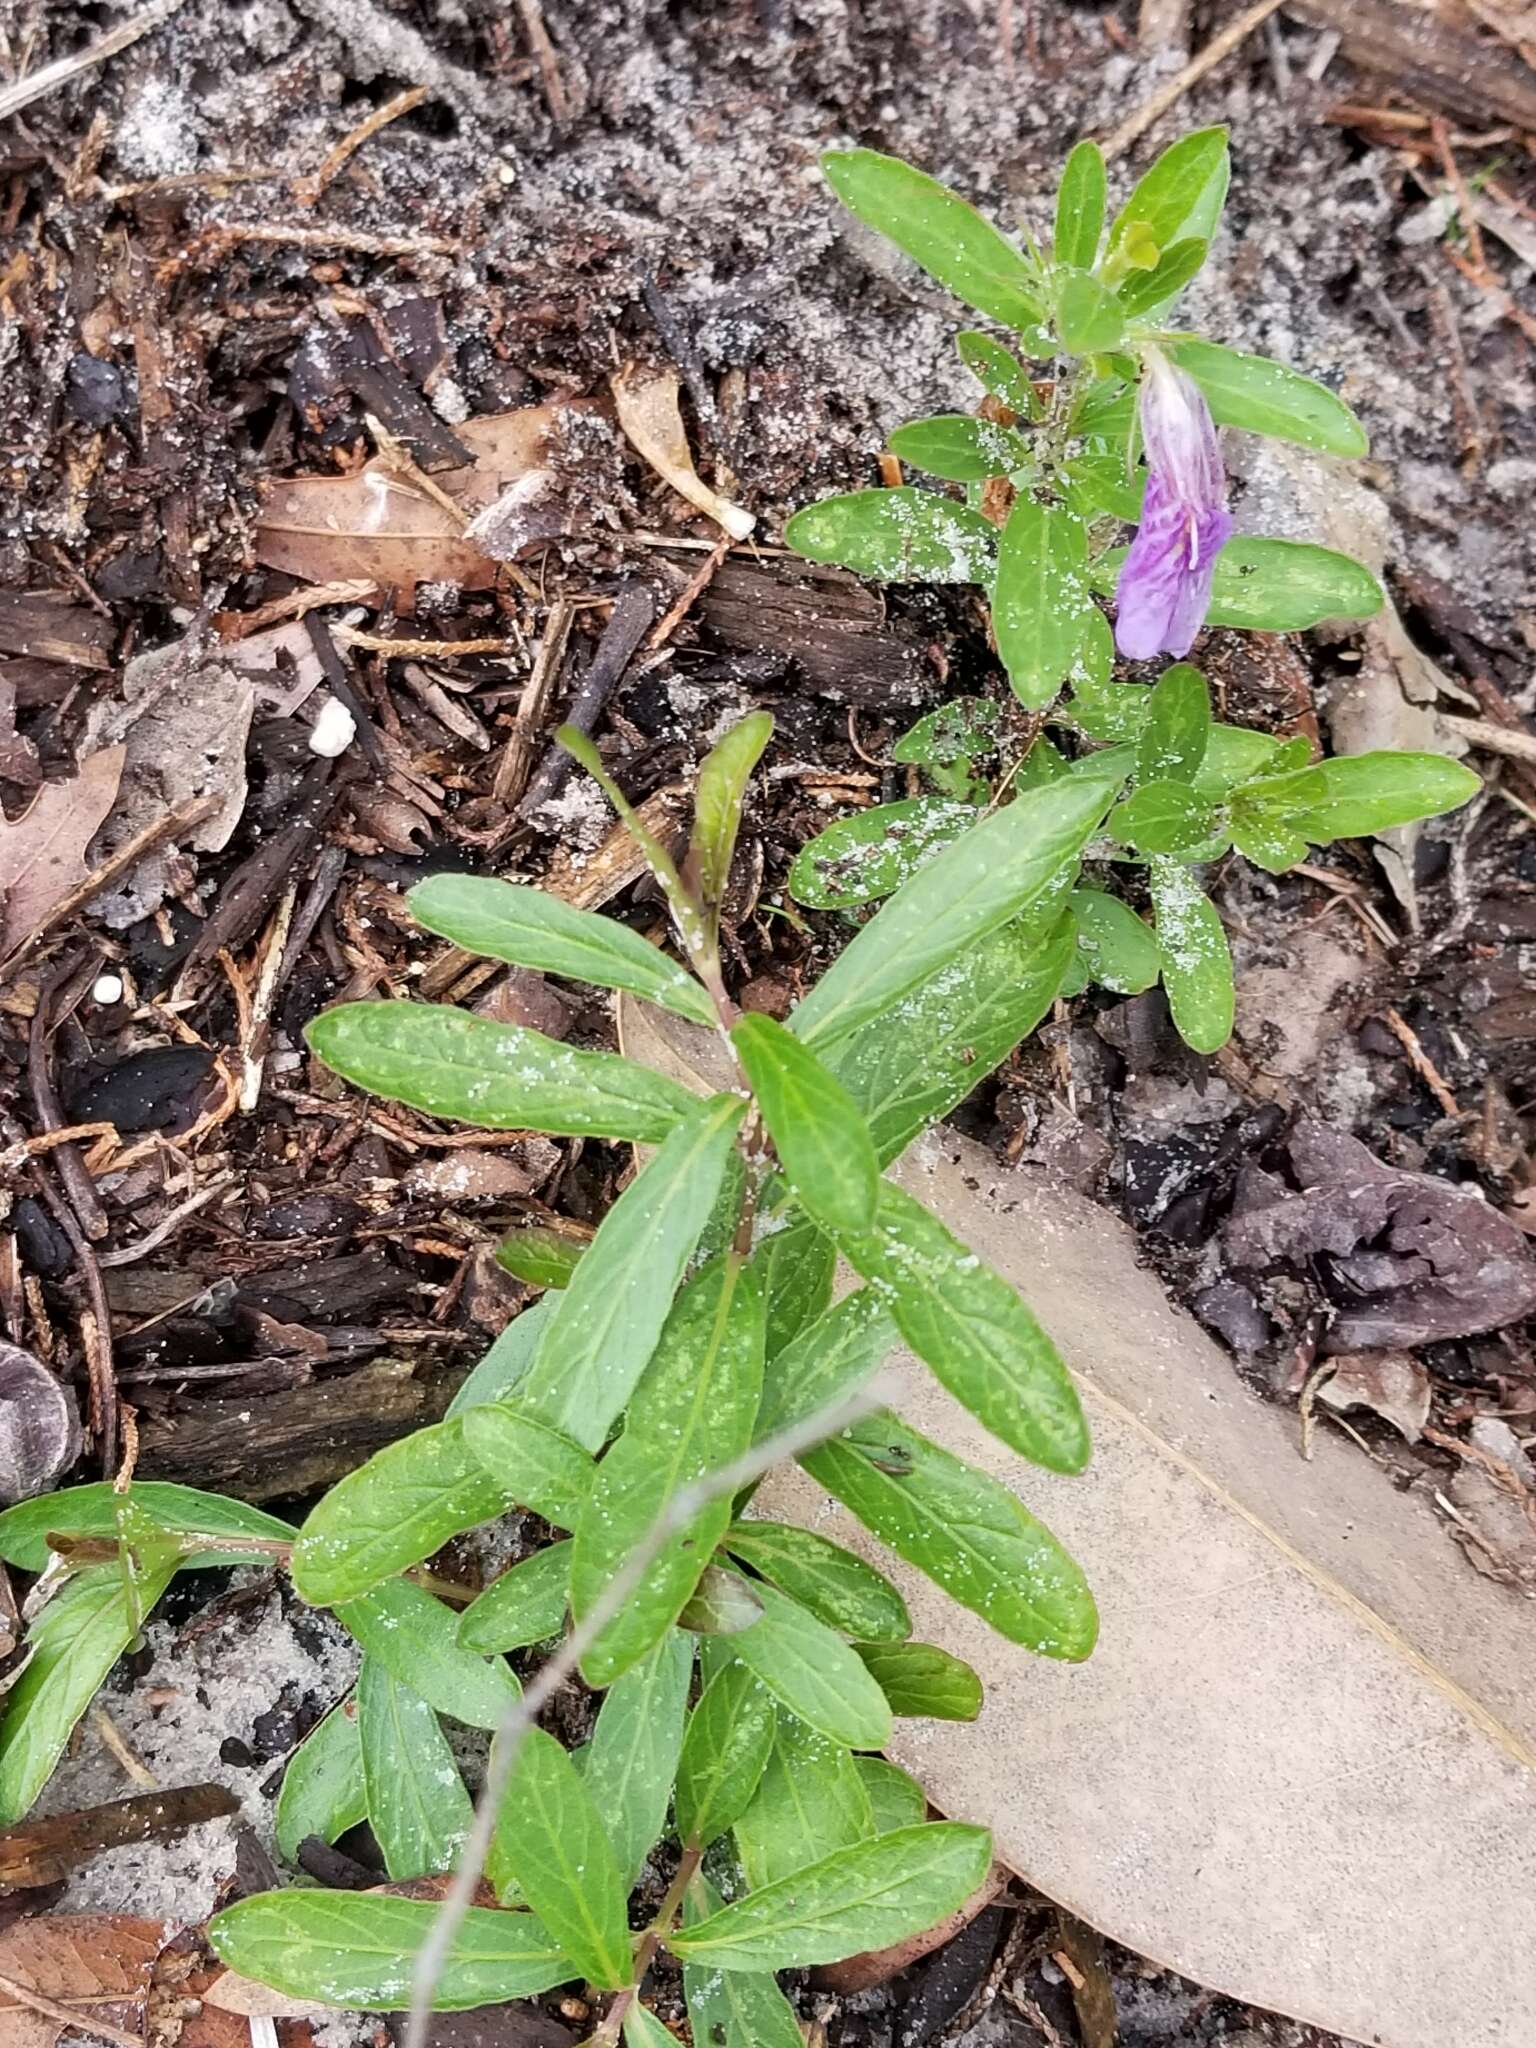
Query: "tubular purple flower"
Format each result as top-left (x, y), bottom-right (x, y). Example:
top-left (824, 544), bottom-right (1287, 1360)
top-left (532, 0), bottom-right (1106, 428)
top-left (1113, 351), bottom-right (1234, 661)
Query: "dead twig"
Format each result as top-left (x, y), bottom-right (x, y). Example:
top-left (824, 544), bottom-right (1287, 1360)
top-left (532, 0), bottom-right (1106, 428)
top-left (0, 1967), bottom-right (145, 2048)
top-left (1438, 713), bottom-right (1536, 767)
top-left (647, 532), bottom-right (732, 651)
top-left (295, 83), bottom-right (431, 204)
top-left (191, 222), bottom-right (466, 261)
top-left (1380, 1006), bottom-right (1462, 1118)
top-left (1102, 0), bottom-right (1285, 158)
top-left (516, 0), bottom-right (570, 124)
top-left (0, 0), bottom-right (188, 123)
top-left (519, 584), bottom-right (657, 819)
top-left (28, 965), bottom-right (107, 1242)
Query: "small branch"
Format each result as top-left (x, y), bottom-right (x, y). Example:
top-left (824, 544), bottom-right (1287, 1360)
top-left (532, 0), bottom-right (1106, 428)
top-left (0, 1967), bottom-right (145, 2048)
top-left (0, 0), bottom-right (187, 124)
top-left (518, 585), bottom-right (656, 819)
top-left (402, 1379), bottom-right (890, 2048)
top-left (1102, 0), bottom-right (1285, 159)
top-left (295, 83), bottom-right (431, 204)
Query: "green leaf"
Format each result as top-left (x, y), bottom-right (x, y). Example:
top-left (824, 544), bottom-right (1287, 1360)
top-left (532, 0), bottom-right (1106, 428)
top-left (1070, 888), bottom-right (1161, 995)
top-left (490, 1726), bottom-right (634, 1988)
top-left (784, 488), bottom-right (999, 584)
top-left (584, 1628), bottom-right (693, 1885)
top-left (1063, 672), bottom-right (1150, 744)
top-left (1166, 338), bottom-right (1369, 458)
top-left (683, 1875), bottom-right (805, 2048)
top-left (306, 1001), bottom-right (697, 1143)
top-left (514, 1092), bottom-right (747, 1452)
top-left (407, 875), bottom-right (715, 1026)
top-left (291, 1417), bottom-right (508, 1607)
top-left (821, 907), bottom-right (1077, 1167)
top-left (446, 1299), bottom-right (556, 1416)
top-left (275, 1693), bottom-right (367, 1864)
top-left (993, 497), bottom-right (1096, 710)
top-left (458, 1541), bottom-right (572, 1653)
top-left (1281, 751), bottom-right (1481, 841)
top-left (675, 1658), bottom-right (778, 1847)
top-left (459, 1405), bottom-right (594, 1530)
top-left (557, 726), bottom-right (708, 967)
top-left (496, 1224), bottom-right (586, 1290)
top-left (0, 1558), bottom-right (179, 1824)
top-left (888, 414), bottom-right (1031, 482)
top-left (727, 1521), bottom-right (910, 1641)
top-left (357, 1657), bottom-right (471, 1880)
top-left (335, 1578), bottom-right (520, 1731)
top-left (691, 711), bottom-right (774, 921)
top-left (1054, 272), bottom-right (1125, 356)
top-left (892, 696), bottom-right (1001, 775)
top-left (570, 1256), bottom-right (765, 1684)
top-left (679, 1565), bottom-right (766, 1636)
top-left (839, 1180), bottom-right (1089, 1474)
top-left (1230, 806), bottom-right (1308, 873)
top-left (792, 777), bottom-right (1112, 1052)
top-left (759, 1217), bottom-right (836, 1361)
top-left (788, 796), bottom-right (972, 910)
top-left (1053, 140), bottom-right (1106, 270)
top-left (955, 332), bottom-right (1040, 415)
top-left (1148, 857), bottom-right (1234, 1053)
top-left (1206, 537), bottom-right (1383, 633)
top-left (734, 1711), bottom-right (874, 1888)
top-left (1117, 238), bottom-right (1207, 318)
top-left (854, 1641), bottom-right (983, 1721)
top-left (754, 1287), bottom-right (895, 1443)
top-left (1136, 663), bottom-right (1210, 784)
top-left (668, 1822), bottom-right (992, 1971)
top-left (1111, 780), bottom-right (1215, 856)
top-left (802, 1411), bottom-right (1097, 1659)
top-left (855, 1755), bottom-right (928, 1833)
top-left (0, 1482), bottom-right (293, 1573)
top-left (207, 1893), bottom-right (574, 2011)
top-left (726, 1577), bottom-right (892, 1749)
top-left (821, 148), bottom-right (1045, 331)
top-left (1109, 127), bottom-right (1229, 256)
top-left (623, 2003), bottom-right (677, 2048)
top-left (732, 1014), bottom-right (879, 1236)
top-left (1193, 722), bottom-right (1283, 796)
top-left (1063, 451), bottom-right (1145, 526)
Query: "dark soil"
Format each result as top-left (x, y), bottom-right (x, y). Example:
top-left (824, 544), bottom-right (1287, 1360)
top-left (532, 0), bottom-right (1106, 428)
top-left (2, 2), bottom-right (1535, 2044)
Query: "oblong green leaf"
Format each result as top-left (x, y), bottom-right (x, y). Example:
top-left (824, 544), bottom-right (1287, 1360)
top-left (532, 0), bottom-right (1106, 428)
top-left (956, 332), bottom-right (1040, 415)
top-left (755, 1287), bottom-right (896, 1442)
top-left (1111, 780), bottom-right (1214, 856)
top-left (727, 1578), bottom-right (892, 1750)
top-left (490, 1726), bottom-right (633, 1989)
top-left (583, 1629), bottom-right (693, 1885)
top-left (889, 414), bottom-right (1031, 482)
top-left (734, 1711), bottom-right (874, 1888)
top-left (459, 1404), bottom-right (594, 1531)
top-left (822, 148), bottom-right (1045, 331)
top-left (727, 1521), bottom-right (910, 1641)
top-left (692, 711), bottom-right (774, 917)
top-left (1054, 140), bottom-right (1106, 270)
top-left (291, 1417), bottom-right (508, 1607)
top-left (993, 497), bottom-right (1096, 710)
top-left (1070, 887), bottom-right (1161, 995)
top-left (514, 1092), bottom-right (747, 1452)
top-left (1109, 127), bottom-right (1229, 255)
top-left (855, 1754), bottom-right (928, 1833)
top-left (1117, 237), bottom-right (1207, 317)
top-left (791, 777), bottom-right (1113, 1052)
top-left (1136, 662), bottom-right (1210, 784)
top-left (801, 1411), bottom-right (1097, 1660)
top-left (335, 1578), bottom-right (520, 1731)
top-left (496, 1225), bottom-right (585, 1290)
top-left (407, 875), bottom-right (715, 1026)
top-left (458, 1541), bottom-right (572, 1653)
top-left (306, 1002), bottom-right (698, 1142)
top-left (1206, 537), bottom-right (1383, 632)
top-left (854, 1640), bottom-right (983, 1721)
top-left (759, 1216), bottom-right (836, 1361)
top-left (675, 1658), bottom-right (778, 1848)
top-left (207, 1893), bottom-right (574, 2011)
top-left (0, 1482), bottom-right (293, 1573)
top-left (1054, 272), bottom-right (1125, 356)
top-left (840, 1180), bottom-right (1089, 1475)
top-left (357, 1657), bottom-right (471, 1880)
top-left (784, 488), bottom-right (999, 584)
top-left (1167, 338), bottom-right (1368, 457)
top-left (1147, 857), bottom-right (1234, 1053)
top-left (788, 796), bottom-right (971, 910)
top-left (1282, 751), bottom-right (1481, 841)
top-left (570, 1256), bottom-right (765, 1685)
top-left (275, 1694), bottom-right (366, 1864)
top-left (446, 1299), bottom-right (556, 1417)
top-left (732, 1014), bottom-right (879, 1236)
top-left (0, 1557), bottom-right (179, 1825)
top-left (667, 1821), bottom-right (992, 1971)
top-left (683, 1874), bottom-right (805, 2048)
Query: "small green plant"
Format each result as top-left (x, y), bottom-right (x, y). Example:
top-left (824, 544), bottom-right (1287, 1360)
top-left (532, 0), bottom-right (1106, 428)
top-left (784, 133), bottom-right (1477, 1050)
top-left (0, 129), bottom-right (1480, 2042)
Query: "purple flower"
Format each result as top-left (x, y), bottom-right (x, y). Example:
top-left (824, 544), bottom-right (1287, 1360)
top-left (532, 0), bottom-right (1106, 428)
top-left (1113, 353), bottom-right (1234, 661)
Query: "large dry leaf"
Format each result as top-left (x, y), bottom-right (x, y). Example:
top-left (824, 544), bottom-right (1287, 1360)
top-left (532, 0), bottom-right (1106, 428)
top-left (0, 1913), bottom-right (166, 2048)
top-left (255, 404), bottom-right (584, 602)
top-left (620, 995), bottom-right (1536, 2048)
top-left (0, 745), bottom-right (124, 958)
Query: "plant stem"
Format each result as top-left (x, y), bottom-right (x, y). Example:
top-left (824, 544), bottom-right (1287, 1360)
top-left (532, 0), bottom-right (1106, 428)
top-left (588, 1843), bottom-right (704, 2046)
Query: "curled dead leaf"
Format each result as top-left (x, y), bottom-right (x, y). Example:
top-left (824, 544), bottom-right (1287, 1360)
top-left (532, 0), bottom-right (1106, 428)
top-left (1315, 1351), bottom-right (1431, 1444)
top-left (610, 364), bottom-right (754, 540)
top-left (811, 1869), bottom-right (1005, 1994)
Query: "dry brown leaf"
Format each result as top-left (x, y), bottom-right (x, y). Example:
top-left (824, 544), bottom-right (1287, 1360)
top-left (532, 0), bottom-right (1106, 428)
top-left (610, 364), bottom-right (755, 540)
top-left (0, 1345), bottom-right (81, 1510)
top-left (0, 1912), bottom-right (166, 2048)
top-left (620, 995), bottom-right (1536, 2048)
top-left (0, 745), bottom-right (125, 959)
top-left (255, 405), bottom-right (582, 604)
top-left (199, 1971), bottom-right (334, 2019)
top-left (1315, 1351), bottom-right (1431, 1442)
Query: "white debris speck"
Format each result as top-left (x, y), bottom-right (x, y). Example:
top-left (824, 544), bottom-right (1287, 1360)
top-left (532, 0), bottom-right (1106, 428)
top-left (91, 973), bottom-right (124, 1006)
top-left (309, 695), bottom-right (358, 757)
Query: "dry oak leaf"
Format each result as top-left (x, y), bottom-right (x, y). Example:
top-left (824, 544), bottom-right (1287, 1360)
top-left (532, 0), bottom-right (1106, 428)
top-left (0, 745), bottom-right (125, 959)
top-left (0, 1912), bottom-right (167, 2048)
